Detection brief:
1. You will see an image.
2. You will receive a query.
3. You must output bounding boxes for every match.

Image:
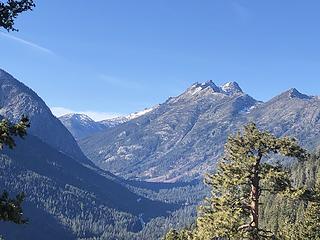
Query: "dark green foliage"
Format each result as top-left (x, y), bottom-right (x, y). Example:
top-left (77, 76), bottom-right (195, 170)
top-left (0, 0), bottom-right (35, 31)
top-left (0, 134), bottom-right (183, 239)
top-left (128, 180), bottom-right (208, 204)
top-left (0, 116), bottom-right (29, 226)
top-left (195, 123), bottom-right (307, 240)
top-left (0, 191), bottom-right (26, 224)
top-left (164, 123), bottom-right (309, 240)
top-left (163, 154), bottom-right (320, 240)
top-left (0, 116), bottom-right (30, 149)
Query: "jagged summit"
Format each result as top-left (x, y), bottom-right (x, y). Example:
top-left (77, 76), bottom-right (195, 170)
top-left (287, 88), bottom-right (312, 99)
top-left (201, 80), bottom-right (221, 92)
top-left (187, 80), bottom-right (243, 96)
top-left (189, 80), bottom-right (220, 93)
top-left (80, 78), bottom-right (320, 182)
top-left (221, 81), bottom-right (243, 95)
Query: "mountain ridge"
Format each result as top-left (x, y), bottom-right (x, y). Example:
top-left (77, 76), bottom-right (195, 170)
top-left (59, 106), bottom-right (159, 140)
top-left (59, 113), bottom-right (107, 140)
top-left (0, 69), bottom-right (92, 166)
top-left (79, 81), bottom-right (320, 182)
top-left (80, 81), bottom-right (258, 181)
top-left (0, 69), bottom-right (179, 239)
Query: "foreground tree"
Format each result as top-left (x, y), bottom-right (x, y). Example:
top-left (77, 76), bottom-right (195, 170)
top-left (0, 116), bottom-right (30, 224)
top-left (0, 0), bottom-right (35, 31)
top-left (0, 116), bottom-right (30, 149)
top-left (195, 123), bottom-right (308, 240)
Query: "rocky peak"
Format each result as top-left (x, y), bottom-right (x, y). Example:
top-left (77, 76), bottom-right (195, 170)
top-left (59, 113), bottom-right (108, 140)
top-left (221, 81), bottom-right (243, 95)
top-left (186, 80), bottom-right (245, 98)
top-left (188, 80), bottom-right (221, 94)
top-left (62, 113), bottom-right (95, 123)
top-left (201, 80), bottom-right (221, 92)
top-left (273, 88), bottom-right (312, 101)
top-left (287, 88), bottom-right (311, 99)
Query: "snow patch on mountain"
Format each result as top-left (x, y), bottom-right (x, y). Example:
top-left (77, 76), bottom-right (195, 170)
top-left (59, 113), bottom-right (107, 140)
top-left (61, 113), bottom-right (96, 126)
top-left (185, 80), bottom-right (244, 99)
top-left (100, 105), bottom-right (159, 127)
top-left (221, 81), bottom-right (243, 95)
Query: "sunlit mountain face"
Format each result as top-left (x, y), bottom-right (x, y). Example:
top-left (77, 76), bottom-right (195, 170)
top-left (79, 80), bottom-right (320, 182)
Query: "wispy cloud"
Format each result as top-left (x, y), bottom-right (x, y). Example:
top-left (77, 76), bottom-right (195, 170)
top-left (0, 32), bottom-right (55, 55)
top-left (50, 106), bottom-right (123, 121)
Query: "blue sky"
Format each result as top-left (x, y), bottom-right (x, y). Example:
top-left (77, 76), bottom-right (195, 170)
top-left (1, 0), bottom-right (320, 120)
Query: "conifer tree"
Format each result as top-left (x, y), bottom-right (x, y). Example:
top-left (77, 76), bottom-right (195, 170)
top-left (0, 0), bottom-right (35, 31)
top-left (0, 116), bottom-right (30, 224)
top-left (195, 123), bottom-right (308, 240)
top-left (0, 116), bottom-right (30, 149)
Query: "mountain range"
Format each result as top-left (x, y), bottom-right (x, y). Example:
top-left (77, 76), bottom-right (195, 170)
top-left (59, 107), bottom-right (157, 140)
top-left (0, 70), bottom-right (91, 166)
top-left (1, 67), bottom-right (320, 239)
top-left (0, 69), bottom-right (181, 240)
top-left (75, 81), bottom-right (320, 182)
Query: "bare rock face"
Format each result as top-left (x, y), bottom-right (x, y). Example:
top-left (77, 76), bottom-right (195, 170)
top-left (247, 88), bottom-right (320, 149)
top-left (80, 81), bottom-right (259, 181)
top-left (80, 81), bottom-right (320, 182)
top-left (0, 69), bottom-right (91, 165)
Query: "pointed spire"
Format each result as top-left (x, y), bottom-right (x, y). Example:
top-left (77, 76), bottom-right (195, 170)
top-left (186, 80), bottom-right (245, 97)
top-left (221, 81), bottom-right (243, 95)
top-left (287, 88), bottom-right (311, 99)
top-left (202, 80), bottom-right (221, 92)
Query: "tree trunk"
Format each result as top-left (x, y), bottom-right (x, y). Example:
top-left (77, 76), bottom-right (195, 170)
top-left (250, 178), bottom-right (259, 235)
top-left (250, 155), bottom-right (261, 240)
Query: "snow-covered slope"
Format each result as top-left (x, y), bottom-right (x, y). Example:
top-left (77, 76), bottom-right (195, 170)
top-left (99, 106), bottom-right (159, 128)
